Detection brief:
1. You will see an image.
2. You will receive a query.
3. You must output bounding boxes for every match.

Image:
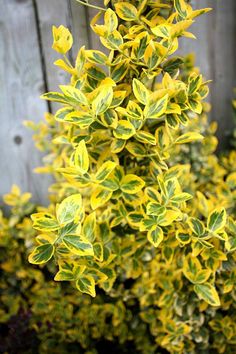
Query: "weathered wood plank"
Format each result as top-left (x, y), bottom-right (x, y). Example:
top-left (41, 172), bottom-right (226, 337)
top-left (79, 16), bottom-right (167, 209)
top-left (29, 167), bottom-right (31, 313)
top-left (35, 0), bottom-right (71, 113)
top-left (86, 0), bottom-right (105, 51)
top-left (69, 0), bottom-right (89, 58)
top-left (0, 0), bottom-right (50, 205)
top-left (179, 0), bottom-right (236, 146)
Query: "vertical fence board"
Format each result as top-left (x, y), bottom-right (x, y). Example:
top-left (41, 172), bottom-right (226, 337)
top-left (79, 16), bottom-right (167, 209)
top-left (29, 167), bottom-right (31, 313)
top-left (86, 0), bottom-right (105, 51)
top-left (0, 0), bottom-right (50, 204)
top-left (179, 0), bottom-right (236, 146)
top-left (35, 0), bottom-right (71, 113)
top-left (69, 0), bottom-right (89, 58)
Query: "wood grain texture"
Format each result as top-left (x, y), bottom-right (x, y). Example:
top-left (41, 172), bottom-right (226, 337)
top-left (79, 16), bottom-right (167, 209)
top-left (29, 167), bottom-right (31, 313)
top-left (179, 0), bottom-right (236, 147)
top-left (0, 0), bottom-right (51, 205)
top-left (35, 0), bottom-right (71, 113)
top-left (69, 0), bottom-right (89, 58)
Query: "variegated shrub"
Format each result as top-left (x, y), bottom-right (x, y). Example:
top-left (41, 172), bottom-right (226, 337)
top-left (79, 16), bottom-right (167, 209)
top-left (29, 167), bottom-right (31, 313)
top-left (1, 0), bottom-right (236, 353)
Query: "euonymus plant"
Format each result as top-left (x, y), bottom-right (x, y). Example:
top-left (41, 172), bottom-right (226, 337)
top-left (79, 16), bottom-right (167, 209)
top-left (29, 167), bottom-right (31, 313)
top-left (1, 0), bottom-right (236, 353)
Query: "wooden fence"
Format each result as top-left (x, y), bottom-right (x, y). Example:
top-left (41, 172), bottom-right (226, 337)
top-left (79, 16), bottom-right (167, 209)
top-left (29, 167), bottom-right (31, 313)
top-left (0, 0), bottom-right (235, 205)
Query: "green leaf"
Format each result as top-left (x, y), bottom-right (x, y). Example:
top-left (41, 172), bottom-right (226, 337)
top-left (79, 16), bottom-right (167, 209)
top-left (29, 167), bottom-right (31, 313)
top-left (126, 142), bottom-right (146, 157)
top-left (194, 283), bottom-right (221, 306)
top-left (207, 208), bottom-right (227, 232)
top-left (163, 57), bottom-right (184, 75)
top-left (54, 106), bottom-right (74, 122)
top-left (76, 275), bottom-right (96, 297)
top-left (28, 243), bottom-right (54, 264)
top-left (147, 225), bottom-right (164, 247)
top-left (62, 234), bottom-right (94, 256)
top-left (194, 269), bottom-right (211, 284)
top-left (101, 31), bottom-right (123, 50)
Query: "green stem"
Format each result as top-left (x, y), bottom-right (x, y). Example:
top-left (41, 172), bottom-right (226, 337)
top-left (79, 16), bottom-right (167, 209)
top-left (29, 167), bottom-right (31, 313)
top-left (63, 55), bottom-right (74, 68)
top-left (75, 0), bottom-right (106, 11)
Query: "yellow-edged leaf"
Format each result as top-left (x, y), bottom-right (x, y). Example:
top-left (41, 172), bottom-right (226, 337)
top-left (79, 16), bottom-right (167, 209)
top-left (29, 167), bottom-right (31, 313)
top-left (132, 78), bottom-right (149, 105)
top-left (62, 234), bottom-right (94, 256)
top-left (28, 243), bottom-right (54, 265)
top-left (147, 225), bottom-right (164, 247)
top-left (144, 94), bottom-right (169, 119)
top-left (91, 187), bottom-right (113, 210)
top-left (76, 275), bottom-right (96, 297)
top-left (120, 174), bottom-right (145, 194)
top-left (207, 208), bottom-right (227, 233)
top-left (95, 161), bottom-right (117, 182)
top-left (194, 283), bottom-right (221, 306)
top-left (92, 86), bottom-right (113, 115)
top-left (115, 2), bottom-right (138, 21)
top-left (113, 120), bottom-right (135, 140)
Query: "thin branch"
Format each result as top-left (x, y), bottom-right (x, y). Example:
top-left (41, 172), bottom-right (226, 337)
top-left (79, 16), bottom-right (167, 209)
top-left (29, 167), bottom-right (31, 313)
top-left (75, 0), bottom-right (106, 12)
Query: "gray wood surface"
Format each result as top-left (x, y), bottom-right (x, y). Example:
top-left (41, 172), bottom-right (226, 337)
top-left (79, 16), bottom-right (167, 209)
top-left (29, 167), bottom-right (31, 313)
top-left (0, 0), bottom-right (50, 205)
top-left (179, 0), bottom-right (236, 147)
top-left (0, 0), bottom-right (235, 204)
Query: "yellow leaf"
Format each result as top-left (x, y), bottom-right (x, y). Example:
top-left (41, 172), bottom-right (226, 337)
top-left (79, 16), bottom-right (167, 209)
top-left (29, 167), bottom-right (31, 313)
top-left (71, 140), bottom-right (89, 174)
top-left (91, 187), bottom-right (113, 210)
top-left (104, 8), bottom-right (118, 32)
top-left (95, 161), bottom-right (117, 182)
top-left (175, 132), bottom-right (204, 144)
top-left (52, 25), bottom-right (73, 54)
